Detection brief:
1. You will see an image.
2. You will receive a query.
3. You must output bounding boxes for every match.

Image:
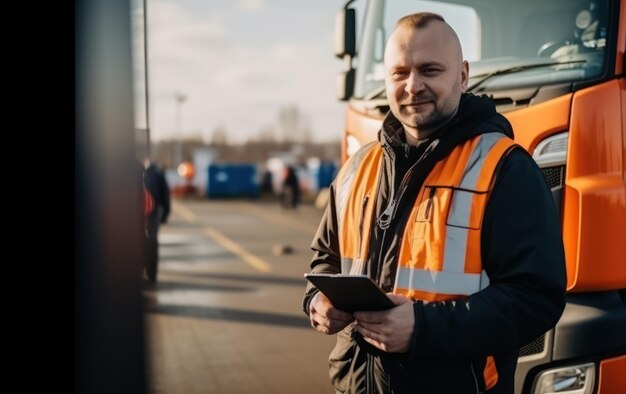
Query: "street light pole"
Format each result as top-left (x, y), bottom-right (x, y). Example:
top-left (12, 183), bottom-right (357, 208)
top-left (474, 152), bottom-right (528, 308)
top-left (174, 92), bottom-right (186, 166)
top-left (143, 0), bottom-right (151, 159)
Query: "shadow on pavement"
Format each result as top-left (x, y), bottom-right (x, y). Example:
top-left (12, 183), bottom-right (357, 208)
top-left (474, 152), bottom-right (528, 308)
top-left (142, 280), bottom-right (255, 292)
top-left (159, 270), bottom-right (307, 287)
top-left (143, 297), bottom-right (311, 329)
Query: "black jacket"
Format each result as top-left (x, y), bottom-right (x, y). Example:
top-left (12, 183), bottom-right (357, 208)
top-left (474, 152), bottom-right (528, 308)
top-left (144, 163), bottom-right (171, 224)
top-left (302, 94), bottom-right (567, 393)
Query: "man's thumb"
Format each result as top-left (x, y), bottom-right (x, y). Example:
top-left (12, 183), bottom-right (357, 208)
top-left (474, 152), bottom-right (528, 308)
top-left (386, 293), bottom-right (411, 305)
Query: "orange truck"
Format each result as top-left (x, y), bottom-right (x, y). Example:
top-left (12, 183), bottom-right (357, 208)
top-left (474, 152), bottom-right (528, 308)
top-left (334, 0), bottom-right (626, 392)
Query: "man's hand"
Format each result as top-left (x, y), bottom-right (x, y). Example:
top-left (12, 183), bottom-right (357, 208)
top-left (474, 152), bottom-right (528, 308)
top-left (354, 293), bottom-right (414, 353)
top-left (309, 291), bottom-right (355, 334)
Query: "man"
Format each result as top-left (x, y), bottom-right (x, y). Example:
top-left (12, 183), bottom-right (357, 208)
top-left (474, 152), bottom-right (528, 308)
top-left (281, 165), bottom-right (301, 210)
top-left (302, 13), bottom-right (566, 393)
top-left (143, 159), bottom-right (171, 283)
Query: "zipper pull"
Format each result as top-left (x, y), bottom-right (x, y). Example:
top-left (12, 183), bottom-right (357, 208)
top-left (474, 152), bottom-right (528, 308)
top-left (377, 201), bottom-right (394, 230)
top-left (357, 196), bottom-right (370, 259)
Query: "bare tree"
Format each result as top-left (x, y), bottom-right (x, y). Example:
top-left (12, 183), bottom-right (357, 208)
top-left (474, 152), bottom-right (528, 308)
top-left (278, 105), bottom-right (310, 143)
top-left (257, 126), bottom-right (277, 143)
top-left (210, 125), bottom-right (229, 146)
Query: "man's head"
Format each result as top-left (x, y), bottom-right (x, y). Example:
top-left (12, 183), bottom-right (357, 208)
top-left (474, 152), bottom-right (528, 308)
top-left (384, 13), bottom-right (469, 142)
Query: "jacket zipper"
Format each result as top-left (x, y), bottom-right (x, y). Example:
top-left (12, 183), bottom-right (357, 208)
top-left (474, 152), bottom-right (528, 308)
top-left (377, 140), bottom-right (439, 230)
top-left (367, 354), bottom-right (373, 393)
top-left (377, 181), bottom-right (409, 230)
top-left (357, 196), bottom-right (370, 260)
top-left (365, 139), bottom-right (441, 392)
top-left (374, 140), bottom-right (440, 283)
top-left (470, 362), bottom-right (482, 394)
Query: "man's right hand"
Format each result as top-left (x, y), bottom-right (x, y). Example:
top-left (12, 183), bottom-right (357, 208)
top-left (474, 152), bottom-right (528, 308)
top-left (309, 291), bottom-right (355, 334)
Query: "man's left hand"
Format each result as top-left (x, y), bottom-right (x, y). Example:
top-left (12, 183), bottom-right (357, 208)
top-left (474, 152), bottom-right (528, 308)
top-left (354, 293), bottom-right (414, 353)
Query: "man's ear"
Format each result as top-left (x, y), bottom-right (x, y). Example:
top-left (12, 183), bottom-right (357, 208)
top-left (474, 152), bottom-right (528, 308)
top-left (460, 60), bottom-right (469, 92)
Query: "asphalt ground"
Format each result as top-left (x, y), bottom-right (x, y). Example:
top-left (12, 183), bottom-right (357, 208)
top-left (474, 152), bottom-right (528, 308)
top-left (143, 198), bottom-right (337, 393)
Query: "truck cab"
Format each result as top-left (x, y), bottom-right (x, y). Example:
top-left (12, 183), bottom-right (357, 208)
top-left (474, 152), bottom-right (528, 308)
top-left (335, 1), bottom-right (626, 392)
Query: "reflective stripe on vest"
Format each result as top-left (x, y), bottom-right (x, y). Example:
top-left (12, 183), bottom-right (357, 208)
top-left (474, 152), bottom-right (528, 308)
top-left (334, 141), bottom-right (382, 275)
top-left (144, 187), bottom-right (155, 216)
top-left (394, 133), bottom-right (516, 302)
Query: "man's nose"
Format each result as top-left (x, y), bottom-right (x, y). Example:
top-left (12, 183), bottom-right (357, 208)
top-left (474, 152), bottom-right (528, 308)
top-left (405, 71), bottom-right (425, 95)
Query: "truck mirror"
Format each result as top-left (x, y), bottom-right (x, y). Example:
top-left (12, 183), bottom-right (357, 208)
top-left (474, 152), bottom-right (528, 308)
top-left (337, 69), bottom-right (355, 101)
top-left (335, 8), bottom-right (356, 58)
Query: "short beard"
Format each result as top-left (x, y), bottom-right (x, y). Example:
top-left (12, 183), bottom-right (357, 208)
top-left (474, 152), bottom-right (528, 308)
top-left (396, 106), bottom-right (456, 137)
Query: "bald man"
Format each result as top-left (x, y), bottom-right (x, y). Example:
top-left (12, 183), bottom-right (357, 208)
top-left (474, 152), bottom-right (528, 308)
top-left (303, 13), bottom-right (566, 393)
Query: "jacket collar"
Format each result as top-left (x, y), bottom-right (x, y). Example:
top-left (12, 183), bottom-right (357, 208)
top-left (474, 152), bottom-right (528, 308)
top-left (378, 93), bottom-right (514, 153)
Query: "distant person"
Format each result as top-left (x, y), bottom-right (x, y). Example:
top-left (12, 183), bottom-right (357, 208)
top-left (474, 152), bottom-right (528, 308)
top-left (281, 165), bottom-right (301, 210)
top-left (143, 159), bottom-right (171, 283)
top-left (260, 169), bottom-right (274, 199)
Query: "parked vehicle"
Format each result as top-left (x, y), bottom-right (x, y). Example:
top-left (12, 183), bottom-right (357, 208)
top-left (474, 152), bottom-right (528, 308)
top-left (334, 1), bottom-right (626, 392)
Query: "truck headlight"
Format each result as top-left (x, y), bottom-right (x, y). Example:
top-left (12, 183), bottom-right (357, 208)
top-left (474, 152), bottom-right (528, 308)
top-left (533, 363), bottom-right (595, 394)
top-left (532, 132), bottom-right (568, 210)
top-left (532, 132), bottom-right (568, 168)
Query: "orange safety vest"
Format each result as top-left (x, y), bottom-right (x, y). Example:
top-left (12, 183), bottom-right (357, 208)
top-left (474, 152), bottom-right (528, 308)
top-left (143, 187), bottom-right (155, 216)
top-left (334, 132), bottom-right (518, 390)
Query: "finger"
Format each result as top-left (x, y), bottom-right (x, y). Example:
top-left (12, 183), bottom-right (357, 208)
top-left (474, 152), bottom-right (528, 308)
top-left (326, 308), bottom-right (354, 321)
top-left (311, 318), bottom-right (347, 335)
top-left (312, 293), bottom-right (353, 320)
top-left (355, 326), bottom-right (386, 351)
top-left (386, 293), bottom-right (411, 305)
top-left (312, 313), bottom-right (354, 331)
top-left (354, 310), bottom-right (386, 323)
top-left (363, 336), bottom-right (387, 352)
top-left (311, 312), bottom-right (332, 329)
top-left (327, 315), bottom-right (355, 328)
top-left (314, 307), bottom-right (353, 322)
top-left (312, 315), bottom-right (347, 330)
top-left (354, 320), bottom-right (384, 332)
top-left (355, 323), bottom-right (382, 342)
top-left (311, 314), bottom-right (333, 334)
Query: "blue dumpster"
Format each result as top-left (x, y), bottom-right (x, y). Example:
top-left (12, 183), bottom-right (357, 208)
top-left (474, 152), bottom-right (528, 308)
top-left (317, 162), bottom-right (337, 189)
top-left (206, 164), bottom-right (259, 198)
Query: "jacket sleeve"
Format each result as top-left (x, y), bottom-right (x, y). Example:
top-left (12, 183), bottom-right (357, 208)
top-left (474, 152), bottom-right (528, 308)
top-left (408, 148), bottom-right (567, 360)
top-left (159, 171), bottom-right (171, 222)
top-left (301, 180), bottom-right (343, 316)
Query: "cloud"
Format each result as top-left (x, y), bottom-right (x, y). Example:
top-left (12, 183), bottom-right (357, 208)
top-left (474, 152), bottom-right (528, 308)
top-left (149, 2), bottom-right (228, 58)
top-left (148, 39), bottom-right (344, 143)
top-left (149, 1), bottom-right (193, 29)
top-left (144, 1), bottom-right (345, 143)
top-left (239, 0), bottom-right (265, 12)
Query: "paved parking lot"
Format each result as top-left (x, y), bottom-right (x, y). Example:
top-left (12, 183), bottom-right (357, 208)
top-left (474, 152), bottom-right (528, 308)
top-left (143, 199), bottom-right (336, 393)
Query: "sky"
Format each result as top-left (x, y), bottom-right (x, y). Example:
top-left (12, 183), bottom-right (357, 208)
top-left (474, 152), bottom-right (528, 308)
top-left (131, 0), bottom-right (347, 144)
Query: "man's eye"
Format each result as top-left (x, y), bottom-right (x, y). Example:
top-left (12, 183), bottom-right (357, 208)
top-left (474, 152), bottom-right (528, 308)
top-left (423, 68), bottom-right (440, 75)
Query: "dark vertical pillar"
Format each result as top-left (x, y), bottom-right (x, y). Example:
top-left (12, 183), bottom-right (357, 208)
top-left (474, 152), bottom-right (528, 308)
top-left (75, 0), bottom-right (147, 392)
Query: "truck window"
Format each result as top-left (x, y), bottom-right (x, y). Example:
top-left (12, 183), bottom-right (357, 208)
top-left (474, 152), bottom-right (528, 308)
top-left (353, 0), bottom-right (610, 100)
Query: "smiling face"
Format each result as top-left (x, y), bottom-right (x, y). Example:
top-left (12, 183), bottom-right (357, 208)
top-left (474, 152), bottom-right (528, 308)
top-left (384, 19), bottom-right (469, 142)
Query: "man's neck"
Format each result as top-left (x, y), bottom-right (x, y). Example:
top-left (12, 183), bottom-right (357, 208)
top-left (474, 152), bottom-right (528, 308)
top-left (404, 128), bottom-right (435, 145)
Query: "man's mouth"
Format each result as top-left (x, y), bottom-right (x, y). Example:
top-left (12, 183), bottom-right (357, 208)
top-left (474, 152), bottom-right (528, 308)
top-left (403, 99), bottom-right (433, 106)
top-left (402, 101), bottom-right (432, 108)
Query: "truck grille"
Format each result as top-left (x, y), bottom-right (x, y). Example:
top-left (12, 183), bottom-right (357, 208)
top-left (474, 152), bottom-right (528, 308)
top-left (541, 166), bottom-right (565, 190)
top-left (519, 334), bottom-right (545, 357)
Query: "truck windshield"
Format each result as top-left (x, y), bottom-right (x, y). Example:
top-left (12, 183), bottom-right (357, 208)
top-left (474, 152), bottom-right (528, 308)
top-left (353, 0), bottom-right (611, 99)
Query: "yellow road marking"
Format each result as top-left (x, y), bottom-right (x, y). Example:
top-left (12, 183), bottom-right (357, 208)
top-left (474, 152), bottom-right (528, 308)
top-left (172, 200), bottom-right (197, 222)
top-left (204, 227), bottom-right (272, 272)
top-left (240, 203), bottom-right (316, 233)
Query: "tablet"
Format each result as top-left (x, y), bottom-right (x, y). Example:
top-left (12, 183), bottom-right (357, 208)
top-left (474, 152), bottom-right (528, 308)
top-left (304, 273), bottom-right (395, 312)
